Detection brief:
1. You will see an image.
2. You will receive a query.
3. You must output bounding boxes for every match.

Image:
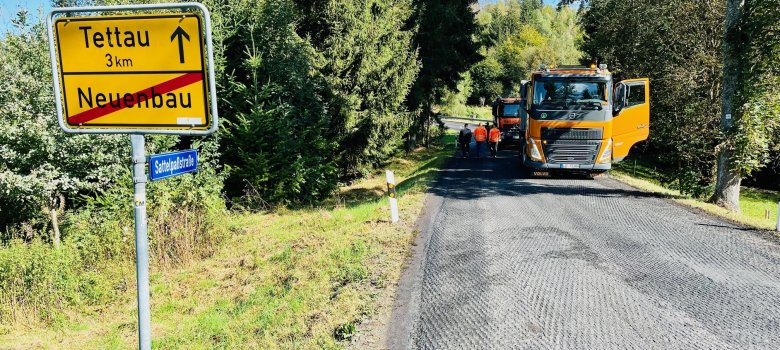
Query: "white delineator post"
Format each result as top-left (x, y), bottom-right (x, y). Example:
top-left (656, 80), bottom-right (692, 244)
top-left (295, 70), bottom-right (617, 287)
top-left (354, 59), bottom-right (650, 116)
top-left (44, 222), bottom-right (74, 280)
top-left (776, 202), bottom-right (779, 231)
top-left (386, 170), bottom-right (399, 223)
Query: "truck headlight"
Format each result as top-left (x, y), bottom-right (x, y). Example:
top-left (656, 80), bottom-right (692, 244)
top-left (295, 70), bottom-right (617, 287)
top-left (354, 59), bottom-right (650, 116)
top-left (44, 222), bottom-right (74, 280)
top-left (599, 138), bottom-right (612, 162)
top-left (529, 138), bottom-right (543, 161)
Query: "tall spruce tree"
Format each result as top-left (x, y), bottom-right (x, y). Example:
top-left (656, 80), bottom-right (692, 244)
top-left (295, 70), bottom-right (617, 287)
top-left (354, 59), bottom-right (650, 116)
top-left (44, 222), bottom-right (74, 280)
top-left (218, 0), bottom-right (338, 204)
top-left (408, 0), bottom-right (481, 144)
top-left (294, 0), bottom-right (421, 178)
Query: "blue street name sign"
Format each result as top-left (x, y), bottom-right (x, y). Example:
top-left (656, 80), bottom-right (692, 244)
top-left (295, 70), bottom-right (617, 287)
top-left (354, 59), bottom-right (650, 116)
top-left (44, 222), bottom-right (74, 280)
top-left (149, 149), bottom-right (198, 181)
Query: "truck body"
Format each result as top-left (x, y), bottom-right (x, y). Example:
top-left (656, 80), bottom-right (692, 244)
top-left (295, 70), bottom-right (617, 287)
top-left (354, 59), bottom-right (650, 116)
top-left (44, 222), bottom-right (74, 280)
top-left (491, 97), bottom-right (525, 146)
top-left (520, 65), bottom-right (650, 174)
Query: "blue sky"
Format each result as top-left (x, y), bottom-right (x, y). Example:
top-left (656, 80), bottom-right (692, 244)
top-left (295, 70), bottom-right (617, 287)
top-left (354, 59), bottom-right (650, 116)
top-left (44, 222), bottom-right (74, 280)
top-left (0, 0), bottom-right (565, 33)
top-left (0, 0), bottom-right (50, 32)
top-left (480, 0), bottom-right (562, 5)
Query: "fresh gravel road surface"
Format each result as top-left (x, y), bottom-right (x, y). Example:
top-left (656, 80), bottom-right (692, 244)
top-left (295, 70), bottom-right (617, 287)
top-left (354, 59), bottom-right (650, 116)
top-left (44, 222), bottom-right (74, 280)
top-left (388, 129), bottom-right (780, 349)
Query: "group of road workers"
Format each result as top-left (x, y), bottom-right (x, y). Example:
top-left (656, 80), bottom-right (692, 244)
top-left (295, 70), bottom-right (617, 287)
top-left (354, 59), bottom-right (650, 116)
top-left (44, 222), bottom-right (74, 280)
top-left (458, 122), bottom-right (501, 159)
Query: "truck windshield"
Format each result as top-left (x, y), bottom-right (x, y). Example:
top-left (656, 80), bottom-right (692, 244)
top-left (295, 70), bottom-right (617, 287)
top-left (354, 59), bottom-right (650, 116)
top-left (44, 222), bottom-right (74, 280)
top-left (533, 80), bottom-right (607, 110)
top-left (502, 104), bottom-right (521, 117)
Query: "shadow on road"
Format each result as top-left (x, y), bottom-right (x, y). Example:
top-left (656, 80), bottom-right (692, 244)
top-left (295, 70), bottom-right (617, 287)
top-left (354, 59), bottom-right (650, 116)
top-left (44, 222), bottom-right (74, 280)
top-left (430, 148), bottom-right (676, 202)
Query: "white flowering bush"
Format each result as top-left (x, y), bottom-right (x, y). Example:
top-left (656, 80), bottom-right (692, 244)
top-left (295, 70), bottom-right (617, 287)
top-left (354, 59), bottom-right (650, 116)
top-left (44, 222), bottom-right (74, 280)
top-left (0, 16), bottom-right (127, 240)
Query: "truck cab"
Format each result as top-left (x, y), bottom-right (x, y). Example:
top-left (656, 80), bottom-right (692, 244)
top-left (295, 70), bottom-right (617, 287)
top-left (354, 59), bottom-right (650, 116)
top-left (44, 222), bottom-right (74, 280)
top-left (491, 97), bottom-right (525, 147)
top-left (520, 65), bottom-right (650, 174)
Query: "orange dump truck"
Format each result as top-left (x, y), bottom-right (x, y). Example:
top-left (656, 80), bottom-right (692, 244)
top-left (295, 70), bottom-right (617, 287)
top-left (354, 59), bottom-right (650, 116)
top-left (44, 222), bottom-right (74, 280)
top-left (519, 65), bottom-right (649, 174)
top-left (491, 97), bottom-right (525, 147)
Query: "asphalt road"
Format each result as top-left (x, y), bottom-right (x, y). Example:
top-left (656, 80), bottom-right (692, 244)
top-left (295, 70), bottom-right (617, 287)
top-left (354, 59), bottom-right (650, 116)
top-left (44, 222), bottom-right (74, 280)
top-left (388, 126), bottom-right (780, 349)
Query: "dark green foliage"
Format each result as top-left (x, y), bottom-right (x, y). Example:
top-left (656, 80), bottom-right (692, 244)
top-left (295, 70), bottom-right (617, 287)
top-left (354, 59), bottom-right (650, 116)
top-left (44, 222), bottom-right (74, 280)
top-left (728, 0), bottom-right (780, 175)
top-left (218, 0), bottom-right (337, 204)
top-left (581, 0), bottom-right (779, 196)
top-left (408, 0), bottom-right (482, 144)
top-left (469, 56), bottom-right (504, 102)
top-left (294, 0), bottom-right (421, 178)
top-left (581, 0), bottom-right (725, 197)
top-left (218, 0), bottom-right (422, 197)
top-left (410, 0), bottom-right (482, 104)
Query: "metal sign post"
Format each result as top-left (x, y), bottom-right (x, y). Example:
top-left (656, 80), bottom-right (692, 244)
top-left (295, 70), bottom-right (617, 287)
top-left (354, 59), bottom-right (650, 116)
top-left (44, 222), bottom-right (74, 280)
top-left (130, 135), bottom-right (151, 350)
top-left (46, 3), bottom-right (218, 349)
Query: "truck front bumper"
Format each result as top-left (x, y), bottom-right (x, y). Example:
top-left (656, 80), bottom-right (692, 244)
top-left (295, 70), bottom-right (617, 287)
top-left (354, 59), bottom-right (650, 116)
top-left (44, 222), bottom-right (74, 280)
top-left (524, 159), bottom-right (611, 172)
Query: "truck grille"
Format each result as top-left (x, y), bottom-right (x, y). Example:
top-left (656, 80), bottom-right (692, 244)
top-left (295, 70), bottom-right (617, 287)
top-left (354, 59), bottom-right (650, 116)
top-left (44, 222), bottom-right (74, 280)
top-left (541, 127), bottom-right (603, 140)
top-left (542, 140), bottom-right (601, 164)
top-left (501, 123), bottom-right (521, 134)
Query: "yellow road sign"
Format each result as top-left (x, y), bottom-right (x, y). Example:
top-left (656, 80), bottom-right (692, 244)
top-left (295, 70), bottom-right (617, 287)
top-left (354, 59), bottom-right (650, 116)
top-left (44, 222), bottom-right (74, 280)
top-left (53, 13), bottom-right (210, 130)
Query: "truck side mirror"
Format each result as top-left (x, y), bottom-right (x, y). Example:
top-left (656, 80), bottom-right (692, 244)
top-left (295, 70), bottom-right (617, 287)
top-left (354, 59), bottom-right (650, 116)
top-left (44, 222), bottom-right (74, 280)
top-left (520, 80), bottom-right (529, 100)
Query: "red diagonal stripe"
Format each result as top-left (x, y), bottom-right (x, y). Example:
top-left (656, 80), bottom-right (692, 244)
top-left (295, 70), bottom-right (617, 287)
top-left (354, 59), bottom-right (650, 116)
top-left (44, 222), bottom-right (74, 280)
top-left (68, 72), bottom-right (203, 125)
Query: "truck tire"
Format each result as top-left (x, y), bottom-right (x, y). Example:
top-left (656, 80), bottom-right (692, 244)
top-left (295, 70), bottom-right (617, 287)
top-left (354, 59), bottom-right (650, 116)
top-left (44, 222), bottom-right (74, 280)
top-left (519, 149), bottom-right (531, 178)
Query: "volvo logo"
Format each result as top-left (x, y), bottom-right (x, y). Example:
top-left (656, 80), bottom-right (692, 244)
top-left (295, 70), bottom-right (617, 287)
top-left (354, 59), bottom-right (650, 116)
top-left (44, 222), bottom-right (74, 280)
top-left (567, 112), bottom-right (583, 120)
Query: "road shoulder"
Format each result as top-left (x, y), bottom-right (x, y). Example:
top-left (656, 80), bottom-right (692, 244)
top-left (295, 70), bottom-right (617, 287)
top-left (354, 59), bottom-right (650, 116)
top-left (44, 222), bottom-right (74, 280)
top-left (384, 190), bottom-right (443, 349)
top-left (607, 172), bottom-right (780, 239)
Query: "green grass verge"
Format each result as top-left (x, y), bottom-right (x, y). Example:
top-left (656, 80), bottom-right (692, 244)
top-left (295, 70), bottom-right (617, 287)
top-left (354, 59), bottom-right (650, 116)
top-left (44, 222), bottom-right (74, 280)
top-left (0, 135), bottom-right (456, 349)
top-left (438, 104), bottom-right (492, 122)
top-left (613, 161), bottom-right (779, 231)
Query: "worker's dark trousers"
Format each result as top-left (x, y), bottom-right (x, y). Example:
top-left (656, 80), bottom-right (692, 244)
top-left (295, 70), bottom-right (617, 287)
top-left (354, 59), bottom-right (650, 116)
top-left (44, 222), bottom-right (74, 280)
top-left (459, 142), bottom-right (469, 157)
top-left (489, 142), bottom-right (498, 157)
top-left (476, 141), bottom-right (485, 157)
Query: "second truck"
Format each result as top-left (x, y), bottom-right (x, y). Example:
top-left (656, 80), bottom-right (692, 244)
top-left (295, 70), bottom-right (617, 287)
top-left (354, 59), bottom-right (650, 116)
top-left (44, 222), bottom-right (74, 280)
top-left (491, 97), bottom-right (525, 148)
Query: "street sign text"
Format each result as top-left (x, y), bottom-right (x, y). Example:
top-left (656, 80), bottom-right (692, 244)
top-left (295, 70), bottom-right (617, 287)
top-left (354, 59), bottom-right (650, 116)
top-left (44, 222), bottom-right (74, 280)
top-left (148, 149), bottom-right (198, 181)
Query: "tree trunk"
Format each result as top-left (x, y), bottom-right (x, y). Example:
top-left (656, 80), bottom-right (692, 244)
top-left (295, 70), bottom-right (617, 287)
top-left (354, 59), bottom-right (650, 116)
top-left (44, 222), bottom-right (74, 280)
top-left (424, 100), bottom-right (432, 147)
top-left (712, 0), bottom-right (744, 212)
top-left (714, 150), bottom-right (742, 211)
top-left (50, 208), bottom-right (61, 249)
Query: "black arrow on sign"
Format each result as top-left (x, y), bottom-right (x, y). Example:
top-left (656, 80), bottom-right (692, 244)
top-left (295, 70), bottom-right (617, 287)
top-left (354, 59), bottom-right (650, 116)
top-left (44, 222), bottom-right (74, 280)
top-left (170, 26), bottom-right (190, 64)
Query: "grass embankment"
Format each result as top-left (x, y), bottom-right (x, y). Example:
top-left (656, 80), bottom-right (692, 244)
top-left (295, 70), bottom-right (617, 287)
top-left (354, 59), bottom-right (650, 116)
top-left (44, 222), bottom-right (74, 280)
top-left (0, 135), bottom-right (455, 349)
top-left (613, 161), bottom-right (779, 231)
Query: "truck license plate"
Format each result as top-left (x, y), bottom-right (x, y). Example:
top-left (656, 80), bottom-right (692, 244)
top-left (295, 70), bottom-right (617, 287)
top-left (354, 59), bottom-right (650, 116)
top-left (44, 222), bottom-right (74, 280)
top-left (560, 164), bottom-right (579, 169)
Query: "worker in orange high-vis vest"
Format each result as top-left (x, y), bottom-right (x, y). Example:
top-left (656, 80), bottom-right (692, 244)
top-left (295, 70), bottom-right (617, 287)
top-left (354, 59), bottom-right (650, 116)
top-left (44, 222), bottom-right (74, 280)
top-left (473, 123), bottom-right (488, 158)
top-left (488, 123), bottom-right (501, 158)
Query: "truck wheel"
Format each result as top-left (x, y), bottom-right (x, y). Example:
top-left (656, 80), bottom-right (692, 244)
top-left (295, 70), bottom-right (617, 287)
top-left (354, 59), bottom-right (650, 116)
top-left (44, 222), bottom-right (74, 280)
top-left (520, 150), bottom-right (530, 178)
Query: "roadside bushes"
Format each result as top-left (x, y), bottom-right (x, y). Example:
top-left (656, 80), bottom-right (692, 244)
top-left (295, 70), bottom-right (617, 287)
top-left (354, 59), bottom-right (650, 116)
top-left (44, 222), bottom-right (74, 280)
top-left (581, 0), bottom-right (779, 197)
top-left (0, 239), bottom-right (121, 325)
top-left (0, 162), bottom-right (227, 324)
top-left (0, 18), bottom-right (127, 238)
top-left (0, 16), bottom-right (228, 324)
top-left (581, 0), bottom-right (725, 197)
top-left (218, 0), bottom-right (338, 206)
